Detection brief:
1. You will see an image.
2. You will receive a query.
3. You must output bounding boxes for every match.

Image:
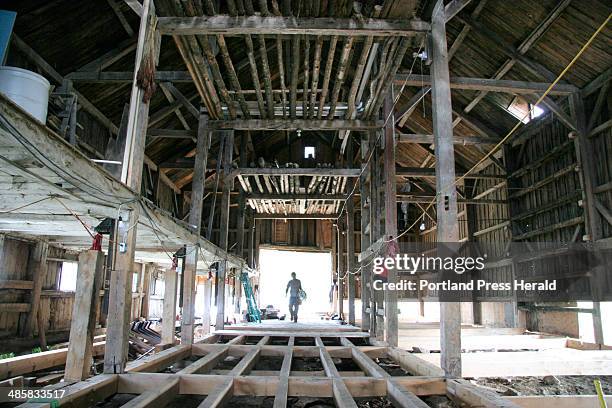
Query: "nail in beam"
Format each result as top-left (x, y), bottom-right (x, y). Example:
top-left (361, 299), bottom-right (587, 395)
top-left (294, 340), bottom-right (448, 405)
top-left (216, 130), bottom-right (235, 330)
top-left (181, 112), bottom-right (210, 345)
top-left (431, 0), bottom-right (462, 378)
top-left (65, 250), bottom-right (104, 381)
top-left (104, 0), bottom-right (157, 374)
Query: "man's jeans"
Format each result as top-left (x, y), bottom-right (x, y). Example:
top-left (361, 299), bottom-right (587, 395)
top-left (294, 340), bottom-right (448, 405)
top-left (289, 296), bottom-right (299, 322)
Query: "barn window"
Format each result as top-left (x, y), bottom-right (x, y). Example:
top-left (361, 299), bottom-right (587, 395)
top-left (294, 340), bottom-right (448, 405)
top-left (59, 261), bottom-right (78, 292)
top-left (507, 96), bottom-right (544, 124)
top-left (304, 146), bottom-right (315, 159)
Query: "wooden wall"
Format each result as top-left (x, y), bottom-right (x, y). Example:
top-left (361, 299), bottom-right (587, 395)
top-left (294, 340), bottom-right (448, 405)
top-left (0, 235), bottom-right (151, 345)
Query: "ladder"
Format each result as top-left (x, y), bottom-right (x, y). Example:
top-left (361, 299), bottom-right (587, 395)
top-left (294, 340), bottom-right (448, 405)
top-left (240, 271), bottom-right (261, 323)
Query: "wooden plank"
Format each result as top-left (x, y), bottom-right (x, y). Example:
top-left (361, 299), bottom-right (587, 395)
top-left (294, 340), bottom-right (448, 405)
top-left (64, 250), bottom-right (105, 381)
top-left (318, 345), bottom-right (358, 408)
top-left (208, 119), bottom-right (383, 131)
top-left (273, 348), bottom-right (293, 408)
top-left (0, 303), bottom-right (30, 313)
top-left (0, 280), bottom-right (33, 290)
top-left (161, 268), bottom-right (178, 346)
top-left (447, 379), bottom-right (522, 408)
top-left (120, 377), bottom-right (179, 408)
top-left (178, 347), bottom-right (229, 375)
top-left (197, 377), bottom-right (233, 408)
top-left (0, 342), bottom-right (105, 380)
top-left (157, 16), bottom-right (429, 36)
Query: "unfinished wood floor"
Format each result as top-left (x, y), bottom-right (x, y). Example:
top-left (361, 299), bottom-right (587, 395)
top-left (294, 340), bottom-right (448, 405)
top-left (13, 328), bottom-right (611, 408)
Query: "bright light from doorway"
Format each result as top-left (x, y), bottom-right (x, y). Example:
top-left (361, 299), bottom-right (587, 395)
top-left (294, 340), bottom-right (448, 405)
top-left (259, 248), bottom-right (332, 321)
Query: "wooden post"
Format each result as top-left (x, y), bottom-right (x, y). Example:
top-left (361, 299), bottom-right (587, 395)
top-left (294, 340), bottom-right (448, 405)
top-left (140, 263), bottom-right (152, 319)
top-left (346, 140), bottom-right (356, 326)
top-left (202, 278), bottom-right (212, 335)
top-left (370, 131), bottom-right (383, 339)
top-left (337, 220), bottom-right (345, 319)
top-left (161, 268), bottom-right (178, 346)
top-left (22, 241), bottom-right (48, 347)
top-left (216, 130), bottom-right (235, 330)
top-left (65, 250), bottom-right (104, 381)
top-left (104, 0), bottom-right (157, 374)
top-left (382, 95), bottom-right (398, 347)
top-left (431, 0), bottom-right (462, 378)
top-left (569, 92), bottom-right (605, 344)
top-left (359, 132), bottom-right (371, 332)
top-left (181, 112), bottom-right (210, 345)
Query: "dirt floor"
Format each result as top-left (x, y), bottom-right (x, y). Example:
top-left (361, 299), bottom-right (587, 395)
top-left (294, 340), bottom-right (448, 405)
top-left (474, 375), bottom-right (612, 396)
top-left (374, 357), bottom-right (411, 376)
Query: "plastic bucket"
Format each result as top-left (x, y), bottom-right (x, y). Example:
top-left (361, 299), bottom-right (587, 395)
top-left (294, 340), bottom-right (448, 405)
top-left (0, 66), bottom-right (50, 123)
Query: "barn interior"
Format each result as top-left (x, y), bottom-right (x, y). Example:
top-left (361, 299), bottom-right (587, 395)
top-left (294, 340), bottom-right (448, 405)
top-left (0, 0), bottom-right (611, 407)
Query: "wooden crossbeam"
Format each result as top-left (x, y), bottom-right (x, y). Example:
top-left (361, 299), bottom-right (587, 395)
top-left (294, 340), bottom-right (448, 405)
top-left (397, 132), bottom-right (499, 145)
top-left (207, 119), bottom-right (383, 131)
top-left (253, 213), bottom-right (340, 220)
top-left (394, 74), bottom-right (577, 95)
top-left (234, 168), bottom-right (361, 177)
top-left (68, 70), bottom-right (194, 83)
top-left (396, 167), bottom-right (504, 179)
top-left (157, 16), bottom-right (429, 37)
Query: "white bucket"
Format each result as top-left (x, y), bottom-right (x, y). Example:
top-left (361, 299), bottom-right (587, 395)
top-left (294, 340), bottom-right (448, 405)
top-left (0, 66), bottom-right (50, 123)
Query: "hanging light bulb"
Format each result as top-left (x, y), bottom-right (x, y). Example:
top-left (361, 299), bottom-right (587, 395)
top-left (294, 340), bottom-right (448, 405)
top-left (419, 214), bottom-right (426, 231)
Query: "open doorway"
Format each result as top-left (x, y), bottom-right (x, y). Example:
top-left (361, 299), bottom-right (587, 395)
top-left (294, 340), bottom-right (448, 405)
top-left (259, 248), bottom-right (333, 321)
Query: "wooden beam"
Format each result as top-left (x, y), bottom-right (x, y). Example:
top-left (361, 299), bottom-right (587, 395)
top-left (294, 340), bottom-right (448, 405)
top-left (181, 113), bottom-right (211, 345)
top-left (394, 74), bottom-right (577, 94)
top-left (431, 0), bottom-right (461, 378)
top-left (157, 16), bottom-right (429, 36)
top-left (253, 213), bottom-right (340, 219)
top-left (207, 119), bottom-right (383, 131)
top-left (234, 168), bottom-right (361, 177)
top-left (246, 193), bottom-right (347, 201)
top-left (104, 0), bottom-right (156, 374)
top-left (382, 96), bottom-right (398, 347)
top-left (161, 267), bottom-right (178, 346)
top-left (216, 130), bottom-right (234, 330)
top-left (397, 132), bottom-right (498, 145)
top-left (396, 167), bottom-right (504, 179)
top-left (65, 250), bottom-right (105, 381)
top-left (444, 0), bottom-right (472, 22)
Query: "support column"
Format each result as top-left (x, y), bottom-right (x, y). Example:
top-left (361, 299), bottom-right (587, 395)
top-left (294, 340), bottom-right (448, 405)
top-left (140, 263), bottom-right (152, 319)
top-left (383, 95), bottom-right (398, 347)
top-left (104, 0), bottom-right (157, 373)
top-left (431, 0), bottom-right (461, 378)
top-left (182, 112), bottom-right (210, 344)
top-left (337, 221), bottom-right (345, 319)
top-left (359, 132), bottom-right (371, 332)
top-left (201, 279), bottom-right (212, 335)
top-left (570, 93), bottom-right (604, 344)
top-left (216, 130), bottom-right (235, 329)
top-left (370, 131), bottom-right (384, 339)
top-left (346, 140), bottom-right (356, 326)
top-left (161, 267), bottom-right (178, 346)
top-left (65, 250), bottom-right (104, 381)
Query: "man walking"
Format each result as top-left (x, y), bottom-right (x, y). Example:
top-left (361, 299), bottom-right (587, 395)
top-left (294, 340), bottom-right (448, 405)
top-left (285, 272), bottom-right (302, 323)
